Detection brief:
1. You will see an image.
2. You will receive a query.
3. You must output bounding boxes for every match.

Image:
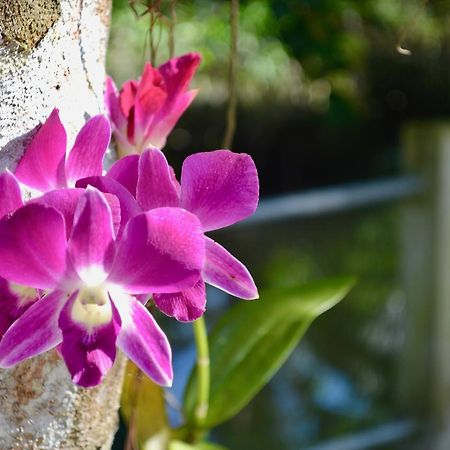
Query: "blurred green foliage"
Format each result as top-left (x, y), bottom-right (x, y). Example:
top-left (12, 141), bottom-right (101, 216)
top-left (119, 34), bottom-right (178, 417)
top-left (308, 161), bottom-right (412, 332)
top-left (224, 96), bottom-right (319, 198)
top-left (109, 3), bottom-right (437, 449)
top-left (109, 0), bottom-right (450, 195)
top-left (121, 275), bottom-right (353, 449)
top-left (169, 441), bottom-right (228, 450)
top-left (121, 361), bottom-right (170, 449)
top-left (110, 0), bottom-right (450, 113)
top-left (109, 0), bottom-right (303, 104)
top-left (211, 207), bottom-right (403, 449)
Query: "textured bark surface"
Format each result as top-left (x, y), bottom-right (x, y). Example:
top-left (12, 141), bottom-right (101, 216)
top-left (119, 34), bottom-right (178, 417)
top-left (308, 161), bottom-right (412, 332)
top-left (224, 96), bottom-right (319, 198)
top-left (0, 352), bottom-right (126, 450)
top-left (0, 0), bottom-right (112, 170)
top-left (0, 1), bottom-right (61, 50)
top-left (0, 1), bottom-right (127, 449)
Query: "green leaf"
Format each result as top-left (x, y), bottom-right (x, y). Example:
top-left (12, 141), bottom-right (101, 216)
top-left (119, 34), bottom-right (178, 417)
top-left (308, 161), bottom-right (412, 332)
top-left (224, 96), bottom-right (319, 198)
top-left (169, 441), bottom-right (228, 450)
top-left (121, 361), bottom-right (170, 450)
top-left (184, 277), bottom-right (355, 428)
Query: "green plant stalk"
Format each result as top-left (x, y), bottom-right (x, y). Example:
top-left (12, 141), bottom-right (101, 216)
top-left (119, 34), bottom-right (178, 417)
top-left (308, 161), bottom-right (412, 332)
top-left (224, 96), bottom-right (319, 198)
top-left (193, 315), bottom-right (210, 427)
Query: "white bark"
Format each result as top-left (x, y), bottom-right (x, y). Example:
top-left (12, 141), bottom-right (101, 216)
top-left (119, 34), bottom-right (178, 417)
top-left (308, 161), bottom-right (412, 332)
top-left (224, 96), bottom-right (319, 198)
top-left (0, 351), bottom-right (126, 449)
top-left (0, 1), bottom-right (127, 449)
top-left (0, 0), bottom-right (111, 169)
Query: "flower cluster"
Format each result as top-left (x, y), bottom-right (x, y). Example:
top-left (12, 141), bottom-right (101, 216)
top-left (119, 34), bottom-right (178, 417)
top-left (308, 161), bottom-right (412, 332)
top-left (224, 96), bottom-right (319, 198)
top-left (105, 52), bottom-right (201, 157)
top-left (0, 53), bottom-right (259, 388)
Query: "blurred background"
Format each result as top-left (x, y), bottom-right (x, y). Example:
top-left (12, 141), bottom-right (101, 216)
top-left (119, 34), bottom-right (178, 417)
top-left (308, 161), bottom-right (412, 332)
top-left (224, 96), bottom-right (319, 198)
top-left (109, 1), bottom-right (450, 449)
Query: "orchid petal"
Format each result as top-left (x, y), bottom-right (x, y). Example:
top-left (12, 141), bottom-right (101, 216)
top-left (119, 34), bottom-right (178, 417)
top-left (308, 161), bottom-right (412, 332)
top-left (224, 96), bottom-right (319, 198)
top-left (31, 188), bottom-right (83, 236)
top-left (158, 52), bottom-right (201, 101)
top-left (149, 90), bottom-right (197, 149)
top-left (0, 204), bottom-right (68, 289)
top-left (0, 171), bottom-right (23, 219)
top-left (136, 148), bottom-right (180, 210)
top-left (0, 278), bottom-right (20, 338)
top-left (106, 155), bottom-right (139, 197)
top-left (181, 150), bottom-right (259, 231)
top-left (0, 291), bottom-right (65, 367)
top-left (153, 279), bottom-right (206, 322)
top-left (65, 115), bottom-right (111, 186)
top-left (137, 65), bottom-right (167, 113)
top-left (126, 107), bottom-right (136, 145)
top-left (108, 208), bottom-right (204, 294)
top-left (68, 188), bottom-right (115, 282)
top-left (15, 108), bottom-right (67, 191)
top-left (105, 77), bottom-right (127, 129)
top-left (119, 80), bottom-right (139, 118)
top-left (134, 65), bottom-right (167, 139)
top-left (59, 292), bottom-right (121, 387)
top-left (146, 53), bottom-right (200, 148)
top-left (113, 292), bottom-right (172, 386)
top-left (102, 193), bottom-right (121, 237)
top-left (77, 176), bottom-right (140, 237)
top-left (109, 53), bottom-right (200, 153)
top-left (203, 237), bottom-right (258, 300)
top-left (33, 187), bottom-right (121, 239)
top-left (0, 279), bottom-right (40, 338)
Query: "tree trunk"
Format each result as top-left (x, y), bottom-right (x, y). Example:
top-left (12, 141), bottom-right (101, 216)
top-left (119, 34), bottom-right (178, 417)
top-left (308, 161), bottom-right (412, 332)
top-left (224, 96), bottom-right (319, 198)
top-left (0, 1), bottom-right (127, 449)
top-left (0, 0), bottom-right (111, 168)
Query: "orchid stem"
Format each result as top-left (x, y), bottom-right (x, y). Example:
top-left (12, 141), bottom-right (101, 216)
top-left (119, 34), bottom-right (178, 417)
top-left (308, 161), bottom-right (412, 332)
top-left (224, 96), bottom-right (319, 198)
top-left (193, 315), bottom-right (210, 427)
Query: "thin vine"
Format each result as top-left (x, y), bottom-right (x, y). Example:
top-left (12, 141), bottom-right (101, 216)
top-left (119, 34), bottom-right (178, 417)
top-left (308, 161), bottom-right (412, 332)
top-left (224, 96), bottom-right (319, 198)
top-left (129, 0), bottom-right (177, 66)
top-left (222, 0), bottom-right (239, 149)
top-left (168, 0), bottom-right (177, 58)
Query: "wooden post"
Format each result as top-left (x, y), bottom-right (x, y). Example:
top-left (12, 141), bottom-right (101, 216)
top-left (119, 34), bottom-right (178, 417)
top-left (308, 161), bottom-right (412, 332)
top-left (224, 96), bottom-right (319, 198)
top-left (400, 122), bottom-right (450, 448)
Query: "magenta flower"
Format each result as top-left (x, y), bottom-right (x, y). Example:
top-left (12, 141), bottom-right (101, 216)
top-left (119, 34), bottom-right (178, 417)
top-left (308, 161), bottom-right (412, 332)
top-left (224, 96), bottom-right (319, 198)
top-left (0, 171), bottom-right (40, 337)
top-left (105, 53), bottom-right (201, 157)
top-left (0, 170), bottom-right (22, 219)
top-left (99, 148), bottom-right (259, 322)
top-left (0, 187), bottom-right (205, 387)
top-left (15, 108), bottom-right (110, 194)
top-left (0, 280), bottom-right (41, 339)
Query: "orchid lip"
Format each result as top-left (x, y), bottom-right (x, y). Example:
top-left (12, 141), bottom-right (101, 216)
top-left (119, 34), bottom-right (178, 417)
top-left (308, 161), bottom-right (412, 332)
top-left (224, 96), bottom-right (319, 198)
top-left (71, 286), bottom-right (112, 331)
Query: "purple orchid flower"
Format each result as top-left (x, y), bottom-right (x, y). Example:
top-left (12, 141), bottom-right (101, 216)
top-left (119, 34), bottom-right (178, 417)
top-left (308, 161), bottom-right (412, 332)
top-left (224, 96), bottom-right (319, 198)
top-left (0, 170), bottom-right (23, 219)
top-left (87, 147), bottom-right (259, 322)
top-left (14, 108), bottom-right (110, 194)
top-left (0, 187), bottom-right (205, 387)
top-left (0, 171), bottom-right (41, 337)
top-left (0, 280), bottom-right (42, 339)
top-left (105, 53), bottom-right (201, 157)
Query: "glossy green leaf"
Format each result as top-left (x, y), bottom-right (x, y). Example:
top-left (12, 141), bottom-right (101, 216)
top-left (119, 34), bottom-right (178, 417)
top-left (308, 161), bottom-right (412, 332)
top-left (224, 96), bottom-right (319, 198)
top-left (184, 277), bottom-right (355, 428)
top-left (121, 361), bottom-right (170, 450)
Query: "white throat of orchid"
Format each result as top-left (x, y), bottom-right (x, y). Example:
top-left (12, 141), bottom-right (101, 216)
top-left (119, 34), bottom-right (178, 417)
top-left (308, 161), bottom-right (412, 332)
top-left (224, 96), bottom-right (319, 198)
top-left (71, 286), bottom-right (112, 331)
top-left (9, 283), bottom-right (38, 308)
top-left (71, 266), bottom-right (113, 331)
